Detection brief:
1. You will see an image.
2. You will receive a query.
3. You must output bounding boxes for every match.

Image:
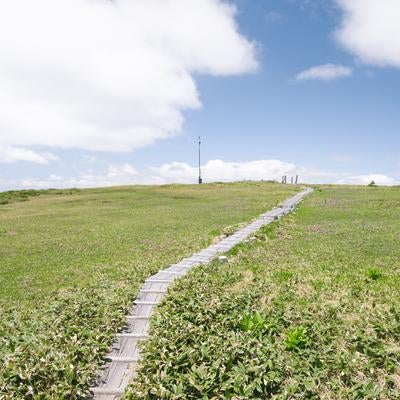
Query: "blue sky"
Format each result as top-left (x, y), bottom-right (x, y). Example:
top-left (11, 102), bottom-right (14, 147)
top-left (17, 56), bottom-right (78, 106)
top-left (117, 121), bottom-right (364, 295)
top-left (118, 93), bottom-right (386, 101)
top-left (1, 0), bottom-right (399, 189)
top-left (188, 0), bottom-right (399, 175)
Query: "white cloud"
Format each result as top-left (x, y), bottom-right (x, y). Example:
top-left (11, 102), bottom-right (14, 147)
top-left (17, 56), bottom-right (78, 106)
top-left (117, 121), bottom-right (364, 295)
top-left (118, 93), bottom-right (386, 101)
top-left (17, 178), bottom-right (58, 190)
top-left (149, 159), bottom-right (298, 184)
top-left (2, 163), bottom-right (139, 190)
top-left (69, 163), bottom-right (139, 188)
top-left (1, 159), bottom-right (398, 191)
top-left (0, 145), bottom-right (58, 164)
top-left (336, 174), bottom-right (397, 186)
top-left (296, 64), bottom-right (352, 81)
top-left (335, 0), bottom-right (400, 68)
top-left (0, 159), bottom-right (354, 190)
top-left (0, 0), bottom-right (257, 158)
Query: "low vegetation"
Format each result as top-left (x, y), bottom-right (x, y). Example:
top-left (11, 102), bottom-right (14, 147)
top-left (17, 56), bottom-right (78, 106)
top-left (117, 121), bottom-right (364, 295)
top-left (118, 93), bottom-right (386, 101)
top-left (0, 188), bottom-right (80, 205)
top-left (0, 182), bottom-right (296, 399)
top-left (129, 186), bottom-right (400, 399)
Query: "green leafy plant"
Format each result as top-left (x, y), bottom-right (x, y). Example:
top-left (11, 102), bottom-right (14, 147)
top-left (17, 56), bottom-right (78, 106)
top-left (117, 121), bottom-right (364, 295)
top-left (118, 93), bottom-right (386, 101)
top-left (284, 326), bottom-right (308, 351)
top-left (366, 268), bottom-right (383, 281)
top-left (239, 312), bottom-right (267, 333)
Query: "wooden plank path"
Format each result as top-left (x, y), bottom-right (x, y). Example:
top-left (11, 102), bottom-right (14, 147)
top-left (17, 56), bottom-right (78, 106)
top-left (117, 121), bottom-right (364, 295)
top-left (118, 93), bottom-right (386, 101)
top-left (89, 188), bottom-right (313, 399)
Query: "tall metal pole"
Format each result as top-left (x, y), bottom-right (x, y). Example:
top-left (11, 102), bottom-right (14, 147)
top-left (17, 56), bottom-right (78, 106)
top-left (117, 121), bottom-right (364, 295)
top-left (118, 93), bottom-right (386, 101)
top-left (198, 136), bottom-right (202, 184)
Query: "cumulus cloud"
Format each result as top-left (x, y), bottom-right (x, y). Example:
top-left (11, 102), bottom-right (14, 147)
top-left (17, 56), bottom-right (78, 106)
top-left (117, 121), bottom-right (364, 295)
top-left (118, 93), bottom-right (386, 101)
top-left (335, 0), bottom-right (400, 67)
top-left (0, 0), bottom-right (257, 159)
top-left (68, 164), bottom-right (139, 188)
top-left (1, 159), bottom-right (398, 191)
top-left (336, 174), bottom-right (397, 186)
top-left (149, 159), bottom-right (298, 184)
top-left (0, 160), bottom-right (296, 190)
top-left (296, 64), bottom-right (353, 81)
top-left (0, 145), bottom-right (58, 164)
top-left (1, 163), bottom-right (139, 190)
top-left (4, 159), bottom-right (391, 191)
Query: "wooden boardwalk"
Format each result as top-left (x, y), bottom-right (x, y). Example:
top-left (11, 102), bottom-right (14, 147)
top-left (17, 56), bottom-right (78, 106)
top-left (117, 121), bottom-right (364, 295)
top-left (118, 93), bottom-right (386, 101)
top-left (89, 188), bottom-right (313, 399)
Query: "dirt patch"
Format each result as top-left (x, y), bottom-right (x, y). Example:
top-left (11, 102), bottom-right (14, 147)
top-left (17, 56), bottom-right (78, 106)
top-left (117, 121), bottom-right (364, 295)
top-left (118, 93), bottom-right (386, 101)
top-left (228, 270), bottom-right (254, 293)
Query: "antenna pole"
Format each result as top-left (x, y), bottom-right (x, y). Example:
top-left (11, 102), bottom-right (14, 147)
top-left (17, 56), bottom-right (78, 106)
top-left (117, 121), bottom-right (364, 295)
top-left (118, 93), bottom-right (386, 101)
top-left (198, 136), bottom-right (202, 184)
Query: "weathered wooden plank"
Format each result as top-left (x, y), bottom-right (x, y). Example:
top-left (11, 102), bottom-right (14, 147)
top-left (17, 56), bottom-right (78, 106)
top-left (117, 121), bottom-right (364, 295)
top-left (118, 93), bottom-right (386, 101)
top-left (116, 333), bottom-right (148, 339)
top-left (106, 356), bottom-right (139, 363)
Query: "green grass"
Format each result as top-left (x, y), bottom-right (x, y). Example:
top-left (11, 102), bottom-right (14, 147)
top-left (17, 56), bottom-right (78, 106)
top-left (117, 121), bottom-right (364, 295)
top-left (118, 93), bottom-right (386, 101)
top-left (0, 188), bottom-right (80, 205)
top-left (0, 182), bottom-right (296, 399)
top-left (129, 186), bottom-right (400, 399)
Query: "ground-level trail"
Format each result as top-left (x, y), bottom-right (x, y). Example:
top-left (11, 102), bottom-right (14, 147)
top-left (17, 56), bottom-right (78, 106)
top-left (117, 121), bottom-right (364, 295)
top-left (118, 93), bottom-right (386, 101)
top-left (90, 188), bottom-right (313, 399)
top-left (0, 183), bottom-right (298, 399)
top-left (4, 185), bottom-right (399, 399)
top-left (128, 186), bottom-right (400, 400)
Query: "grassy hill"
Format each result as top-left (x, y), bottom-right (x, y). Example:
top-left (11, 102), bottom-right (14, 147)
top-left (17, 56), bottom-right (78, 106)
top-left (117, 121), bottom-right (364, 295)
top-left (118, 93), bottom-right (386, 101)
top-left (0, 182), bottom-right (296, 399)
top-left (128, 186), bottom-right (400, 399)
top-left (2, 184), bottom-right (399, 399)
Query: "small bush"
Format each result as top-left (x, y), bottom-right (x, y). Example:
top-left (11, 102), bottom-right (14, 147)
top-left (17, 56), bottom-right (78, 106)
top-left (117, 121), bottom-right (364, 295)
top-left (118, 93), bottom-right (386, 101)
top-left (239, 312), bottom-right (266, 333)
top-left (366, 268), bottom-right (383, 281)
top-left (285, 326), bottom-right (308, 351)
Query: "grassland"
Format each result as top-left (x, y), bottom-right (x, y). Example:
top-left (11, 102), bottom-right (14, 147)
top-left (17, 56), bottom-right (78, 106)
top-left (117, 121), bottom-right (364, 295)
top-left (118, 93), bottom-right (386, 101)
top-left (0, 182), bottom-right (296, 399)
top-left (0, 188), bottom-right (80, 206)
top-left (129, 186), bottom-right (400, 399)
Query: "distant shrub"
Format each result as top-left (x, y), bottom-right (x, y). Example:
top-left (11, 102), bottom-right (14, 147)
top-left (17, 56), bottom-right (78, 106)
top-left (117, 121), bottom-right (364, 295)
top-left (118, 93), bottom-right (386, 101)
top-left (366, 268), bottom-right (383, 281)
top-left (368, 180), bottom-right (377, 187)
top-left (0, 188), bottom-right (81, 206)
top-left (0, 189), bottom-right (42, 205)
top-left (285, 326), bottom-right (308, 350)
